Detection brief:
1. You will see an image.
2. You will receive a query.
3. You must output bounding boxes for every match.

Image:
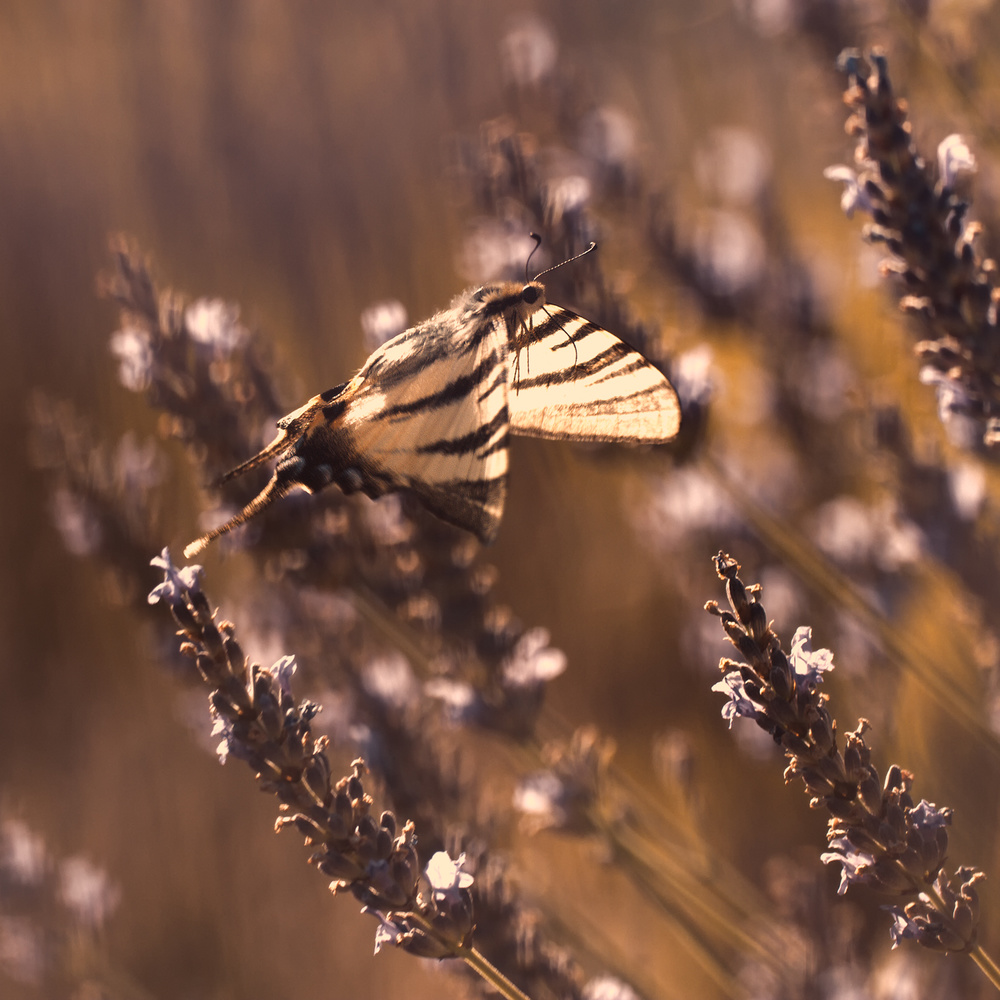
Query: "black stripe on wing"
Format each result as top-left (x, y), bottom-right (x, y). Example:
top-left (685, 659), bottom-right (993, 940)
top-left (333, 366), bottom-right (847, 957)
top-left (363, 317), bottom-right (497, 390)
top-left (514, 342), bottom-right (632, 390)
top-left (416, 407), bottom-right (509, 456)
top-left (513, 308), bottom-right (597, 347)
top-left (380, 352), bottom-right (505, 419)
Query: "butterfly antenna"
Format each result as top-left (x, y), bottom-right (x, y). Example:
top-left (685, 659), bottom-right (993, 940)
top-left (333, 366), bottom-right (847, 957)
top-left (183, 472), bottom-right (291, 558)
top-left (525, 232), bottom-right (543, 283)
top-left (531, 240), bottom-right (597, 282)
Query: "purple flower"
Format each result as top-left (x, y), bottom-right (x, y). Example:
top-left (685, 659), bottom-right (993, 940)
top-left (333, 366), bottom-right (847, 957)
top-left (543, 173), bottom-right (592, 225)
top-left (788, 627), bottom-right (834, 687)
top-left (936, 134), bottom-right (975, 190)
top-left (184, 298), bottom-right (247, 354)
top-left (513, 770), bottom-right (568, 829)
top-left (670, 344), bottom-right (715, 409)
top-left (886, 905), bottom-right (923, 947)
top-left (264, 655), bottom-right (298, 702)
top-left (583, 975), bottom-right (642, 1000)
top-left (210, 712), bottom-right (236, 764)
top-left (364, 907), bottom-right (408, 955)
top-left (109, 326), bottom-right (153, 391)
top-left (425, 851), bottom-right (474, 907)
top-left (500, 16), bottom-right (557, 87)
top-left (58, 856), bottom-right (121, 928)
top-left (50, 488), bottom-right (102, 557)
top-left (424, 677), bottom-right (478, 723)
top-left (148, 548), bottom-right (203, 605)
top-left (691, 209), bottom-right (765, 296)
top-left (1, 820), bottom-right (47, 886)
top-left (823, 165), bottom-right (876, 219)
top-left (360, 300), bottom-right (407, 352)
top-left (908, 799), bottom-right (952, 832)
top-left (502, 628), bottom-right (567, 688)
top-left (711, 671), bottom-right (757, 728)
top-left (694, 127), bottom-right (771, 206)
top-left (821, 835), bottom-right (876, 895)
top-left (362, 653), bottom-right (418, 712)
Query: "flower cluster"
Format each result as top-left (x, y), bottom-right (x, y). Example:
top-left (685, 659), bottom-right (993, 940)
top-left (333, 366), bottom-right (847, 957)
top-left (706, 552), bottom-right (984, 955)
top-left (828, 47), bottom-right (1000, 449)
top-left (149, 548), bottom-right (475, 959)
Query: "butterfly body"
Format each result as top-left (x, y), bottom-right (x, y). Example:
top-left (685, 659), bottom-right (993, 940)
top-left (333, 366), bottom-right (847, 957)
top-left (183, 278), bottom-right (680, 557)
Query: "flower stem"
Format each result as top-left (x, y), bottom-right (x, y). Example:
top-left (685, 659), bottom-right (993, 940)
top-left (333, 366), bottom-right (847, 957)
top-left (403, 909), bottom-right (533, 1000)
top-left (458, 944), bottom-right (534, 1000)
top-left (970, 946), bottom-right (1000, 991)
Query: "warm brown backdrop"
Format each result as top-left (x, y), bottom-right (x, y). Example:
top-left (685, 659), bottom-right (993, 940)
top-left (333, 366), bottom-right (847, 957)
top-left (3, 3), bottom-right (1000, 999)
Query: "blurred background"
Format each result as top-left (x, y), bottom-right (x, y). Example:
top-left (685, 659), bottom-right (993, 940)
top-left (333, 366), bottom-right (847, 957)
top-left (4, 2), bottom-right (1000, 998)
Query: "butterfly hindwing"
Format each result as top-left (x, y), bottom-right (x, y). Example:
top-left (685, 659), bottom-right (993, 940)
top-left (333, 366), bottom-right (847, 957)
top-left (507, 304), bottom-right (681, 443)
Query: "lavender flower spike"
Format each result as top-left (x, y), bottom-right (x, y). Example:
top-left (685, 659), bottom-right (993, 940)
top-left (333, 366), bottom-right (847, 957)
top-left (706, 553), bottom-right (994, 978)
top-left (146, 551), bottom-right (534, 1000)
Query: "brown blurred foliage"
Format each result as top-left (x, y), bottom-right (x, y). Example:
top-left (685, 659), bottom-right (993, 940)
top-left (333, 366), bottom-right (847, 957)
top-left (6, 2), bottom-right (1000, 999)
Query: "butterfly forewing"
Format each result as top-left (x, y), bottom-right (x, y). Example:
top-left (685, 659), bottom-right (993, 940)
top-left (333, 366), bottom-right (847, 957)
top-left (340, 308), bottom-right (511, 543)
top-left (507, 304), bottom-right (681, 443)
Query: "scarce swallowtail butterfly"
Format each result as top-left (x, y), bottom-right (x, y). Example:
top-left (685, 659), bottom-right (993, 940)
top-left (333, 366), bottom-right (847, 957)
top-left (183, 247), bottom-right (680, 558)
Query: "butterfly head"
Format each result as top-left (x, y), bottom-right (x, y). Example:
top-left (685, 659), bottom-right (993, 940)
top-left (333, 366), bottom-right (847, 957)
top-left (519, 282), bottom-right (542, 306)
top-left (486, 280), bottom-right (549, 345)
top-left (515, 280), bottom-right (546, 321)
top-left (469, 279), bottom-right (548, 329)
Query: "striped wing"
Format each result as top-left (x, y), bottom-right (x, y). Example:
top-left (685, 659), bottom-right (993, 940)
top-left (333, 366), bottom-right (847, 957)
top-left (342, 311), bottom-right (511, 543)
top-left (507, 305), bottom-right (681, 443)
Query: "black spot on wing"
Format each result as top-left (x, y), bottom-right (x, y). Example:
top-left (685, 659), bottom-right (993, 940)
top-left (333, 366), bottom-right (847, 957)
top-left (574, 382), bottom-right (668, 409)
top-left (531, 311), bottom-right (571, 337)
top-left (563, 319), bottom-right (600, 345)
top-left (512, 307), bottom-right (600, 351)
top-left (476, 430), bottom-right (509, 458)
top-left (477, 366), bottom-right (507, 402)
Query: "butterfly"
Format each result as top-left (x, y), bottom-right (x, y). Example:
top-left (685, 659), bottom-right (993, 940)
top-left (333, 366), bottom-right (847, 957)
top-left (183, 246), bottom-right (680, 558)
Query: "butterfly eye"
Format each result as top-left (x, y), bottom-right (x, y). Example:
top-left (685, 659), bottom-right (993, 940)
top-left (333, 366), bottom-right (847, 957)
top-left (521, 284), bottom-right (540, 305)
